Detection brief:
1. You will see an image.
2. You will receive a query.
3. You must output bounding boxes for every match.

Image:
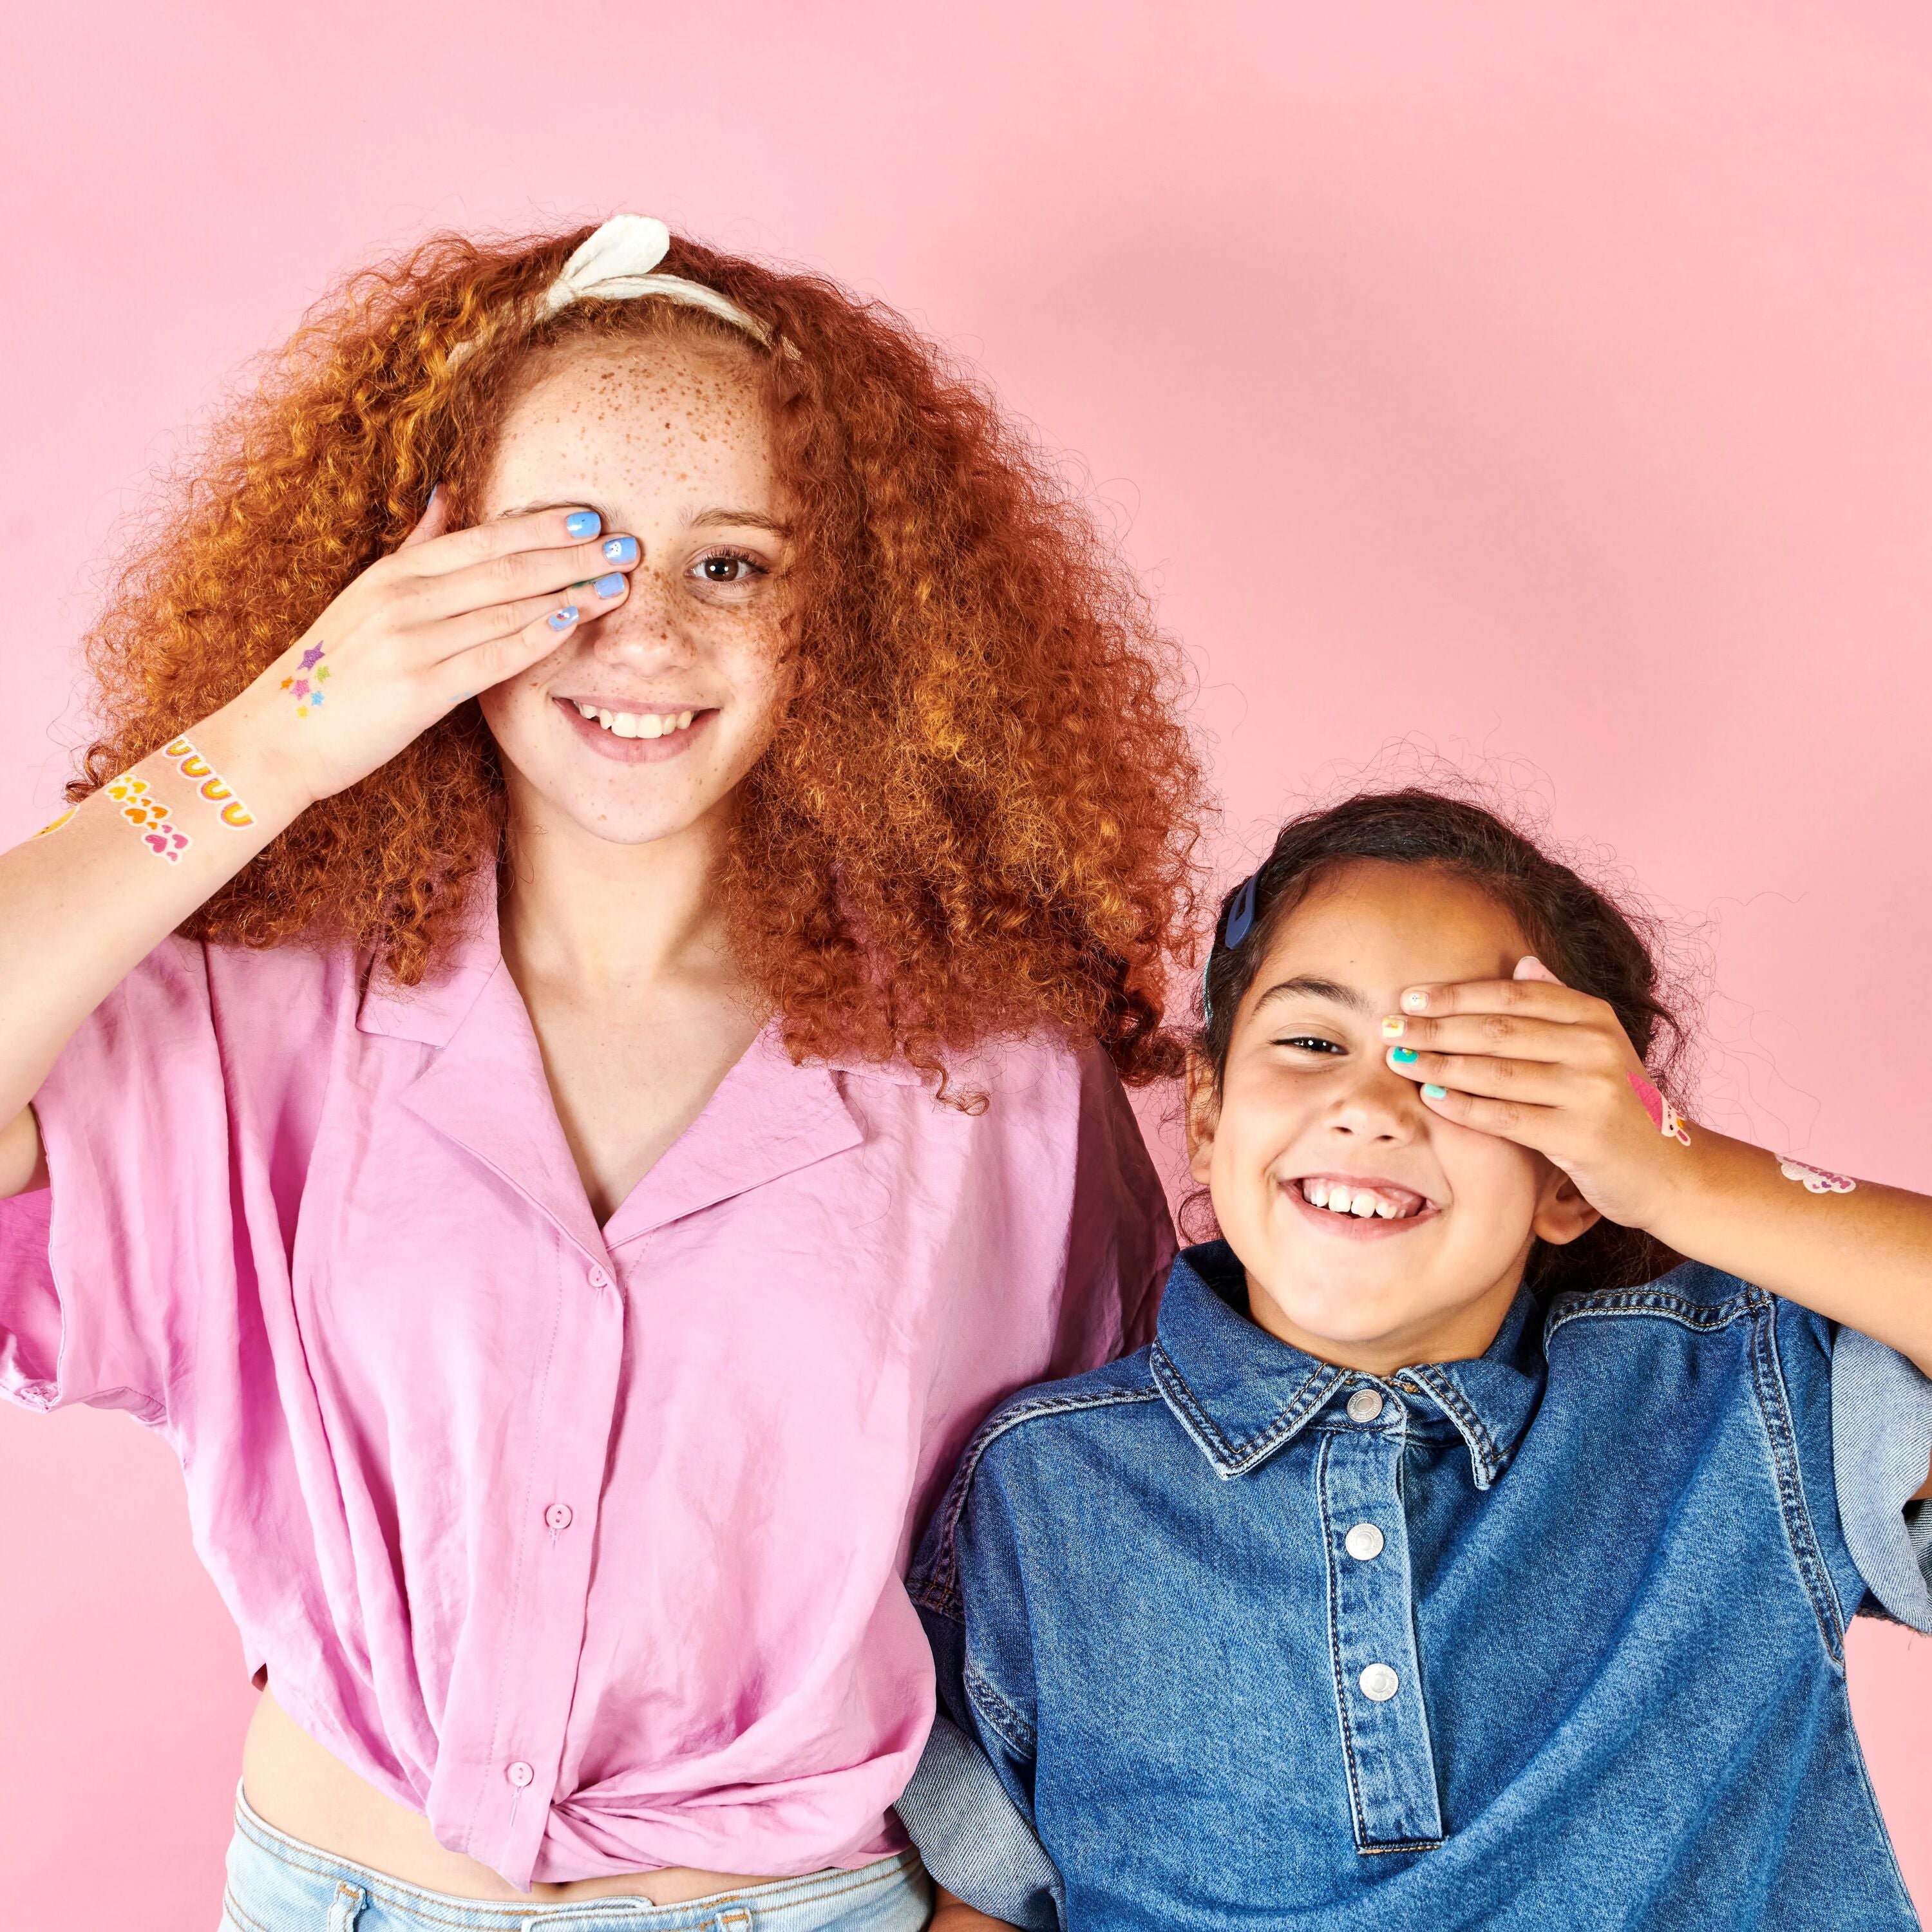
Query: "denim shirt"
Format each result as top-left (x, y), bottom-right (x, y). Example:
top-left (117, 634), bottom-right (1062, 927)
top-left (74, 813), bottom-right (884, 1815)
top-left (904, 1244), bottom-right (1932, 1931)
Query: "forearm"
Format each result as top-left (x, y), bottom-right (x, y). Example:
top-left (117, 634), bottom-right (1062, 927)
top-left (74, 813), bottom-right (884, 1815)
top-left (0, 696), bottom-right (310, 1168)
top-left (1646, 1126), bottom-right (1932, 1376)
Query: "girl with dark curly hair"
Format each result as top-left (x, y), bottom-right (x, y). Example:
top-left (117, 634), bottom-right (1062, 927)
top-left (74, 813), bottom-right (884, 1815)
top-left (0, 216), bottom-right (1203, 1927)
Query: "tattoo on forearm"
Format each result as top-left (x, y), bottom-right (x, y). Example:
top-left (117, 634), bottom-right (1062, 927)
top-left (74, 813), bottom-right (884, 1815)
top-left (30, 807), bottom-right (77, 839)
top-left (280, 641), bottom-right (331, 718)
top-left (106, 776), bottom-right (190, 862)
top-left (1777, 1157), bottom-right (1856, 1195)
top-left (162, 737), bottom-right (255, 826)
top-left (1628, 1071), bottom-right (1691, 1146)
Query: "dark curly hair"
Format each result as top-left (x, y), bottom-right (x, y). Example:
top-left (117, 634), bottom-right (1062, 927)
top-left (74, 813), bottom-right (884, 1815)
top-left (1191, 787), bottom-right (1690, 1294)
top-left (69, 221), bottom-right (1205, 1085)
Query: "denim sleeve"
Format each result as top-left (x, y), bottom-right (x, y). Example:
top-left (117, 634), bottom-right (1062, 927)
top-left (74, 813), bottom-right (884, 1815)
top-left (904, 1446), bottom-right (1065, 1929)
top-left (1831, 1327), bottom-right (1932, 1632)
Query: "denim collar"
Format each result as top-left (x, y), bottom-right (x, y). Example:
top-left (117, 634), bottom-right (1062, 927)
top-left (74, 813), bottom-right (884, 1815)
top-left (1150, 1242), bottom-right (1545, 1490)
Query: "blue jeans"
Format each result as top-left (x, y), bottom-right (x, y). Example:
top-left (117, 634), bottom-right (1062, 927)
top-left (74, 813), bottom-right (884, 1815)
top-left (222, 1790), bottom-right (933, 1932)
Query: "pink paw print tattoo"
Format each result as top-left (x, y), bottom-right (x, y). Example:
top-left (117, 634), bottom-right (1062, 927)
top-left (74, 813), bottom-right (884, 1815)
top-left (280, 641), bottom-right (332, 718)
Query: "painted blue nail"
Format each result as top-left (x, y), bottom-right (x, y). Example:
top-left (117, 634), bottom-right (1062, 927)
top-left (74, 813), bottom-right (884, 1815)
top-left (601, 535), bottom-right (638, 564)
top-left (565, 511), bottom-right (601, 538)
top-left (592, 572), bottom-right (626, 598)
top-left (1423, 1083), bottom-right (1448, 1100)
top-left (547, 606), bottom-right (579, 630)
top-left (1390, 1046), bottom-right (1419, 1066)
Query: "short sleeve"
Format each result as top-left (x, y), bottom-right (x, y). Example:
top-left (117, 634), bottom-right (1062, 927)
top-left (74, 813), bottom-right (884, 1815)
top-left (0, 936), bottom-right (232, 1423)
top-left (907, 1423), bottom-right (1063, 1929)
top-left (1831, 1327), bottom-right (1932, 1632)
top-left (1063, 1041), bottom-right (1175, 1356)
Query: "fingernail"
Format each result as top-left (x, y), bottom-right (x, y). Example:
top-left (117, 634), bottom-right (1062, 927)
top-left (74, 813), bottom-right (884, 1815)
top-left (601, 535), bottom-right (638, 564)
top-left (1381, 1016), bottom-right (1405, 1039)
top-left (1390, 1046), bottom-right (1419, 1066)
top-left (548, 606), bottom-right (579, 630)
top-left (592, 572), bottom-right (626, 598)
top-left (565, 511), bottom-right (601, 538)
top-left (1423, 1084), bottom-right (1448, 1100)
top-left (1402, 990), bottom-right (1429, 1012)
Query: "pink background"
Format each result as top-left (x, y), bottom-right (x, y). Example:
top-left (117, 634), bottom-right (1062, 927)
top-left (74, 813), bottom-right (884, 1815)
top-left (3, 2), bottom-right (1929, 1922)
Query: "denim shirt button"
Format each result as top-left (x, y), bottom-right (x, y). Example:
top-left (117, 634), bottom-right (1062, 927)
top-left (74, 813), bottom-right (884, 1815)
top-left (1346, 1388), bottom-right (1385, 1423)
top-left (1345, 1521), bottom-right (1385, 1560)
top-left (1359, 1663), bottom-right (1400, 1702)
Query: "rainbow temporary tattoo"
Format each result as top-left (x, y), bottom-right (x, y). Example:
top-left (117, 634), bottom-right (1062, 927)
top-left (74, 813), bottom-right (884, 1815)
top-left (1778, 1157), bottom-right (1856, 1195)
top-left (105, 775), bottom-right (190, 863)
top-left (161, 737), bottom-right (254, 826)
top-left (1628, 1070), bottom-right (1691, 1146)
top-left (280, 641), bottom-right (331, 718)
top-left (30, 806), bottom-right (77, 839)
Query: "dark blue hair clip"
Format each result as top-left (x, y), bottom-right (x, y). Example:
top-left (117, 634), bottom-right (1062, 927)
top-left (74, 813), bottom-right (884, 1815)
top-left (1202, 869), bottom-right (1260, 1025)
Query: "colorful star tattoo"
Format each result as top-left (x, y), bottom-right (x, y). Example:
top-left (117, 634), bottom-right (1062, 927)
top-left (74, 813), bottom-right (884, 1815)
top-left (281, 641), bottom-right (332, 718)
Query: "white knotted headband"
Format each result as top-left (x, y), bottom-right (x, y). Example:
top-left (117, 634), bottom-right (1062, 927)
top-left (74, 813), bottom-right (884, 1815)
top-left (446, 214), bottom-right (772, 367)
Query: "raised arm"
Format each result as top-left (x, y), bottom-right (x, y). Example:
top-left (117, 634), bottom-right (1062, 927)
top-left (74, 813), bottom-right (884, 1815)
top-left (0, 496), bottom-right (635, 1198)
top-left (1384, 957), bottom-right (1932, 1497)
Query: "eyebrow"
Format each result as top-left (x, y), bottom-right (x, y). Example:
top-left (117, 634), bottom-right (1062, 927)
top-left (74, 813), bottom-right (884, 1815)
top-left (1251, 974), bottom-right (1376, 1015)
top-left (491, 498), bottom-right (789, 536)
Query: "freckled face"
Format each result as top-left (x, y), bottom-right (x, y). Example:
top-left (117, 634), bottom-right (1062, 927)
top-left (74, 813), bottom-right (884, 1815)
top-left (1191, 862), bottom-right (1564, 1368)
top-left (476, 335), bottom-right (790, 847)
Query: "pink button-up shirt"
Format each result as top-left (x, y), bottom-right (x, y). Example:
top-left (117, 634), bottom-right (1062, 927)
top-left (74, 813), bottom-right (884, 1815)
top-left (0, 913), bottom-right (1172, 1889)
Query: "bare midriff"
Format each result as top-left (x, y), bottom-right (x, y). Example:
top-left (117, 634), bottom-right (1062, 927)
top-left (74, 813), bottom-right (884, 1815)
top-left (242, 1689), bottom-right (793, 1905)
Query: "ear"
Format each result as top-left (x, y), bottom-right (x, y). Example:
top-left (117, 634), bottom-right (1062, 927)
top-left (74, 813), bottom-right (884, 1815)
top-left (1184, 1051), bottom-right (1220, 1185)
top-left (1530, 1164), bottom-right (1600, 1246)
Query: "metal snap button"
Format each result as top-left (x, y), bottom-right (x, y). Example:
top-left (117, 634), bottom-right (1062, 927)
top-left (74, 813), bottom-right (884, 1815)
top-left (1345, 1521), bottom-right (1385, 1561)
top-left (1346, 1387), bottom-right (1385, 1423)
top-left (1359, 1663), bottom-right (1399, 1702)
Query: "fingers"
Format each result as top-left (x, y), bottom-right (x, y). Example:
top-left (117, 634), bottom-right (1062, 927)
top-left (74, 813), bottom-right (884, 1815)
top-left (1383, 1009), bottom-right (1598, 1066)
top-left (426, 568), bottom-right (632, 663)
top-left (404, 531), bottom-right (641, 629)
top-left (1396, 971), bottom-right (1597, 1024)
top-left (1406, 1080), bottom-right (1558, 1146)
top-left (396, 484), bottom-right (450, 551)
top-left (437, 595), bottom-right (594, 699)
top-left (1386, 1043), bottom-right (1573, 1107)
top-left (402, 505), bottom-right (610, 580)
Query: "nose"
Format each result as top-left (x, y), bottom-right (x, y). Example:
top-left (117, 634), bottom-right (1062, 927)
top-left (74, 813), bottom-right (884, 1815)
top-left (1325, 1054), bottom-right (1422, 1144)
top-left (589, 566), bottom-right (697, 667)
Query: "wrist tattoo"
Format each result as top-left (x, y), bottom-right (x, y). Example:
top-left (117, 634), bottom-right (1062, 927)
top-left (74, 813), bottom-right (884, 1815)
top-left (1629, 1071), bottom-right (1692, 1146)
top-left (1777, 1157), bottom-right (1856, 1195)
top-left (162, 737), bottom-right (255, 826)
top-left (280, 641), bottom-right (331, 718)
top-left (106, 775), bottom-right (191, 862)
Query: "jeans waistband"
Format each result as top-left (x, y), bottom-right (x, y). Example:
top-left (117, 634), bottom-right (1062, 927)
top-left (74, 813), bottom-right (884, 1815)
top-left (223, 1786), bottom-right (928, 1932)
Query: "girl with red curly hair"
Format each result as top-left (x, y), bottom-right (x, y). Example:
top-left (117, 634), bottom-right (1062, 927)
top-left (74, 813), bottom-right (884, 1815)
top-left (0, 216), bottom-right (1202, 1927)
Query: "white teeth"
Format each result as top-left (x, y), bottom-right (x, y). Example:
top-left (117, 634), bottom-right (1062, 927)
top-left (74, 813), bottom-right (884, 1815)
top-left (1350, 1191), bottom-right (1377, 1217)
top-left (578, 706), bottom-right (699, 737)
top-left (1305, 1179), bottom-right (1328, 1208)
top-left (1375, 1199), bottom-right (1400, 1218)
top-left (1326, 1191), bottom-right (1353, 1216)
top-left (1302, 1178), bottom-right (1423, 1220)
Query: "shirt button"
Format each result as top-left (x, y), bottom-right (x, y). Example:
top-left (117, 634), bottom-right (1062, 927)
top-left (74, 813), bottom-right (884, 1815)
top-left (1346, 1387), bottom-right (1385, 1423)
top-left (506, 1760), bottom-right (535, 1788)
top-left (1345, 1521), bottom-right (1385, 1561)
top-left (587, 1264), bottom-right (611, 1290)
top-left (544, 1503), bottom-right (574, 1532)
top-left (1359, 1663), bottom-right (1400, 1702)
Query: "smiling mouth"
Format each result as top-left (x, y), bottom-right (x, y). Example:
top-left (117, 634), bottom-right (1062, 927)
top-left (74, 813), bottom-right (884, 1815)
top-left (1294, 1175), bottom-right (1435, 1222)
top-left (569, 702), bottom-right (700, 741)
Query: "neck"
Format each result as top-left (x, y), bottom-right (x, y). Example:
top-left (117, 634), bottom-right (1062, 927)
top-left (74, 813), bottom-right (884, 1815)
top-left (1244, 1258), bottom-right (1528, 1378)
top-left (497, 783), bottom-right (739, 1001)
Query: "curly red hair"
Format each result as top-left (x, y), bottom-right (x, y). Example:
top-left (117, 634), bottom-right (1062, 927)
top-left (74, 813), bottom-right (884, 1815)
top-left (73, 222), bottom-right (1204, 1083)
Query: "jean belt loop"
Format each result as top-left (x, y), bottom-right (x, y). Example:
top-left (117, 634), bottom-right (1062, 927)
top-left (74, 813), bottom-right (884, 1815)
top-left (326, 1878), bottom-right (368, 1932)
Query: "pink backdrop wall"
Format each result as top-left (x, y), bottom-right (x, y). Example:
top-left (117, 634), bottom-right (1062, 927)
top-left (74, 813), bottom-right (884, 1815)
top-left (3, 3), bottom-right (1929, 1922)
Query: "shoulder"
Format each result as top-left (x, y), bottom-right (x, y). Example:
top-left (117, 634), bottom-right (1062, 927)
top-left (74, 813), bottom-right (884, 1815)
top-left (1545, 1260), bottom-right (1772, 1340)
top-left (911, 1351), bottom-right (1164, 1614)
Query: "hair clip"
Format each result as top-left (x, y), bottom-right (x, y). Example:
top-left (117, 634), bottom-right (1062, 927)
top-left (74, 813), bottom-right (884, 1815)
top-left (1202, 868), bottom-right (1260, 1026)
